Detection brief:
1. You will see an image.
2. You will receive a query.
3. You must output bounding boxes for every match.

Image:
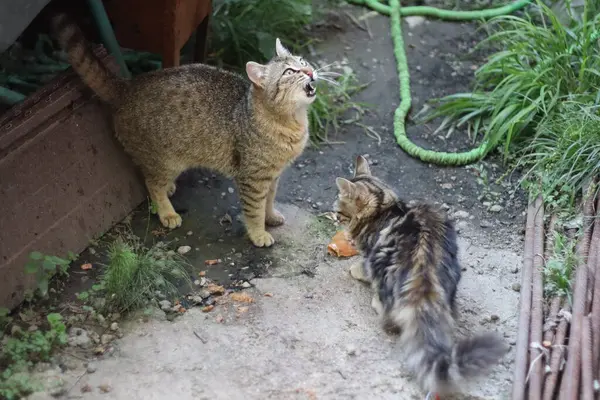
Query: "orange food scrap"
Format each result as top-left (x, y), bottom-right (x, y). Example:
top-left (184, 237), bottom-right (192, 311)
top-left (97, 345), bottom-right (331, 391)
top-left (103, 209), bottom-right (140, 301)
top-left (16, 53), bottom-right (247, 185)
top-left (264, 292), bottom-right (274, 298)
top-left (202, 305), bottom-right (215, 313)
top-left (230, 292), bottom-right (255, 303)
top-left (80, 263), bottom-right (93, 270)
top-left (207, 283), bottom-right (225, 295)
top-left (327, 231), bottom-right (359, 257)
top-left (205, 259), bottom-right (221, 266)
top-left (199, 271), bottom-right (206, 277)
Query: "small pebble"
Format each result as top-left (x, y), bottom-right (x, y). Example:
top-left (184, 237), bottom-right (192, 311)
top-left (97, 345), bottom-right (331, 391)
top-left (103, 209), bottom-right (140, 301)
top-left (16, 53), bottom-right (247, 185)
top-left (453, 210), bottom-right (470, 219)
top-left (346, 344), bottom-right (358, 356)
top-left (86, 363), bottom-right (97, 374)
top-left (177, 246), bottom-right (192, 255)
top-left (110, 322), bottom-right (119, 331)
top-left (480, 220), bottom-right (492, 228)
top-left (490, 314), bottom-right (500, 322)
top-left (241, 282), bottom-right (251, 288)
top-left (489, 204), bottom-right (503, 213)
top-left (159, 300), bottom-right (172, 311)
top-left (512, 283), bottom-right (522, 292)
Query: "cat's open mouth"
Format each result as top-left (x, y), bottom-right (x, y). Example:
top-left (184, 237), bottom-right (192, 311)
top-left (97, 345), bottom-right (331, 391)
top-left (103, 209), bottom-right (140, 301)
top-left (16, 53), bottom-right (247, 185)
top-left (305, 81), bottom-right (316, 97)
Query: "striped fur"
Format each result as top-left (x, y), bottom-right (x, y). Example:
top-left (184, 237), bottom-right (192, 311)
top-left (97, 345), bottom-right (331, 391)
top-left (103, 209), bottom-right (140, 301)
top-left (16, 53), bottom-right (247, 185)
top-left (334, 156), bottom-right (507, 395)
top-left (51, 14), bottom-right (318, 247)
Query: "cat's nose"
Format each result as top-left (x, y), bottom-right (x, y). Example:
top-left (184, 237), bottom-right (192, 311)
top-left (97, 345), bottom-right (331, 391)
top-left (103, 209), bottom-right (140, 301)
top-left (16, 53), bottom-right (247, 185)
top-left (301, 68), bottom-right (313, 79)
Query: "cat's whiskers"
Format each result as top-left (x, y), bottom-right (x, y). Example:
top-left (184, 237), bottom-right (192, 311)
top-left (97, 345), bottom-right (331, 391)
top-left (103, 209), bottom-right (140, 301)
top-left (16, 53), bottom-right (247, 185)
top-left (317, 76), bottom-right (340, 87)
top-left (318, 71), bottom-right (342, 77)
top-left (314, 62), bottom-right (337, 72)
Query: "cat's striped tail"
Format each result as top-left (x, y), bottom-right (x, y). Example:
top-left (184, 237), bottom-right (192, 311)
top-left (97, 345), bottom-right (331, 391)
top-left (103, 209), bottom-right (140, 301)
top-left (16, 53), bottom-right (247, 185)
top-left (50, 13), bottom-right (126, 103)
top-left (395, 309), bottom-right (507, 395)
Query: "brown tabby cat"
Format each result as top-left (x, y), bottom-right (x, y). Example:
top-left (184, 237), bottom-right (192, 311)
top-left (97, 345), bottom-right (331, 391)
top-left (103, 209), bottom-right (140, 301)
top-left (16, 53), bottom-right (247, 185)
top-left (334, 156), bottom-right (507, 396)
top-left (51, 14), bottom-right (319, 247)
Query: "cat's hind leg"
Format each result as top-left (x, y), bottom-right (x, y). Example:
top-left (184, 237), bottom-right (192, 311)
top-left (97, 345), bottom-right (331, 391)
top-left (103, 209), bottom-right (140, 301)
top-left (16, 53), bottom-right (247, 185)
top-left (167, 182), bottom-right (177, 197)
top-left (145, 171), bottom-right (182, 229)
top-left (371, 294), bottom-right (384, 315)
top-left (265, 177), bottom-right (285, 227)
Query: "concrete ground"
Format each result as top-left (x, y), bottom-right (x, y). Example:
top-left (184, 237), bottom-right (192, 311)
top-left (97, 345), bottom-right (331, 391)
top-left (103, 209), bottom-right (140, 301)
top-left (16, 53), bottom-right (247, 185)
top-left (33, 7), bottom-right (528, 400)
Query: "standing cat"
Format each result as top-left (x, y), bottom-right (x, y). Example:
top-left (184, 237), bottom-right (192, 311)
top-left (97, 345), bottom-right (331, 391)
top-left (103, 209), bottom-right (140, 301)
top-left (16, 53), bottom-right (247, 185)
top-left (51, 14), bottom-right (318, 247)
top-left (334, 156), bottom-right (507, 395)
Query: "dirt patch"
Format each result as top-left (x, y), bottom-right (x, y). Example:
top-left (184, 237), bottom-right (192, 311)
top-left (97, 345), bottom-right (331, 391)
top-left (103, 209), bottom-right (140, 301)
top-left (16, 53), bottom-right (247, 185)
top-left (51, 204), bottom-right (520, 399)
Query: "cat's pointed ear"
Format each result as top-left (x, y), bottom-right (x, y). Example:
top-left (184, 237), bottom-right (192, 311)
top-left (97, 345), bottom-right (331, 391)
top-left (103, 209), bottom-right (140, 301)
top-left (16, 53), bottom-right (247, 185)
top-left (275, 38), bottom-right (291, 58)
top-left (246, 62), bottom-right (267, 87)
top-left (336, 177), bottom-right (356, 197)
top-left (354, 155), bottom-right (371, 177)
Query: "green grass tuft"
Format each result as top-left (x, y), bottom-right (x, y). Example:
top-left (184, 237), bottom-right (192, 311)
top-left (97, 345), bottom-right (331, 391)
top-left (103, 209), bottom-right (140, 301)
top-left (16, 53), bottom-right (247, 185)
top-left (418, 0), bottom-right (600, 160)
top-left (518, 103), bottom-right (600, 205)
top-left (544, 230), bottom-right (578, 302)
top-left (101, 239), bottom-right (192, 313)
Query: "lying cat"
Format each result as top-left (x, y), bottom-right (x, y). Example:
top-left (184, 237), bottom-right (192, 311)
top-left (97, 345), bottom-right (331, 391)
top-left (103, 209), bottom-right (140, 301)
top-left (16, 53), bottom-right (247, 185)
top-left (52, 14), bottom-right (320, 247)
top-left (334, 155), bottom-right (507, 395)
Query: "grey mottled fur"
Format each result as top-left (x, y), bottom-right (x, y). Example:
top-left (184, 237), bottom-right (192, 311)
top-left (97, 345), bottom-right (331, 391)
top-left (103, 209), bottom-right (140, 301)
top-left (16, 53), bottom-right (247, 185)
top-left (334, 156), bottom-right (508, 395)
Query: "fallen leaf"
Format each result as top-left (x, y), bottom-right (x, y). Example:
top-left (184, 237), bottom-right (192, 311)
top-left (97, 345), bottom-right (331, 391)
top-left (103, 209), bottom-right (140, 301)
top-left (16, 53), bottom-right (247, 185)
top-left (205, 259), bottom-right (221, 266)
top-left (264, 292), bottom-right (274, 297)
top-left (202, 305), bottom-right (215, 313)
top-left (216, 314), bottom-right (224, 323)
top-left (81, 263), bottom-right (93, 270)
top-left (151, 228), bottom-right (168, 237)
top-left (199, 271), bottom-right (206, 277)
top-left (207, 283), bottom-right (225, 295)
top-left (230, 292), bottom-right (255, 303)
top-left (327, 231), bottom-right (359, 258)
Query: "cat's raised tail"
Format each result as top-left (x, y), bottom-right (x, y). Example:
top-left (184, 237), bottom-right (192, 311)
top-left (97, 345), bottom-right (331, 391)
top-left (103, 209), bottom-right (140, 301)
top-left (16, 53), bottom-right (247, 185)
top-left (396, 309), bottom-right (507, 394)
top-left (50, 13), bottom-right (127, 103)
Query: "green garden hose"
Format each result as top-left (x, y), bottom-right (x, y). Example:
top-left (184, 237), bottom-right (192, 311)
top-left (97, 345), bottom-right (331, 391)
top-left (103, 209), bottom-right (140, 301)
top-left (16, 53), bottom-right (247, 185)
top-left (347, 0), bottom-right (531, 166)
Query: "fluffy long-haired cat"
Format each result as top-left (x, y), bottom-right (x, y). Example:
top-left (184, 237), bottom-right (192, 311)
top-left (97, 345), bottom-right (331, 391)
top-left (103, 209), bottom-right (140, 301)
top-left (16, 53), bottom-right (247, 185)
top-left (334, 156), bottom-right (507, 395)
top-left (51, 14), bottom-right (327, 247)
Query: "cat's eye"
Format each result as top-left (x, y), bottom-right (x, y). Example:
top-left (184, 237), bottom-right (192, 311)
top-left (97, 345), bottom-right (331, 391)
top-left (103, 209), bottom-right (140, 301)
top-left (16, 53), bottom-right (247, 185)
top-left (283, 68), bottom-right (297, 76)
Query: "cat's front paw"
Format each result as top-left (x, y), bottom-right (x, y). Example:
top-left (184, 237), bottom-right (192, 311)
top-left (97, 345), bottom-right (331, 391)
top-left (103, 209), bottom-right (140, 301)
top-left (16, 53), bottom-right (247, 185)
top-left (265, 209), bottom-right (285, 227)
top-left (350, 261), bottom-right (369, 283)
top-left (249, 230), bottom-right (275, 247)
top-left (159, 212), bottom-right (182, 229)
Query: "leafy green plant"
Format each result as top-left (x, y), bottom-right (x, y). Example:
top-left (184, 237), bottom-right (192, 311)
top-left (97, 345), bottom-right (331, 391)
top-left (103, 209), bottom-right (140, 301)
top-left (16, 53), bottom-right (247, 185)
top-left (0, 313), bottom-right (68, 400)
top-left (309, 68), bottom-right (371, 143)
top-left (24, 252), bottom-right (71, 299)
top-left (419, 0), bottom-right (600, 160)
top-left (518, 103), bottom-right (600, 204)
top-left (100, 239), bottom-right (192, 313)
top-left (210, 0), bottom-right (313, 69)
top-left (544, 230), bottom-right (578, 302)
